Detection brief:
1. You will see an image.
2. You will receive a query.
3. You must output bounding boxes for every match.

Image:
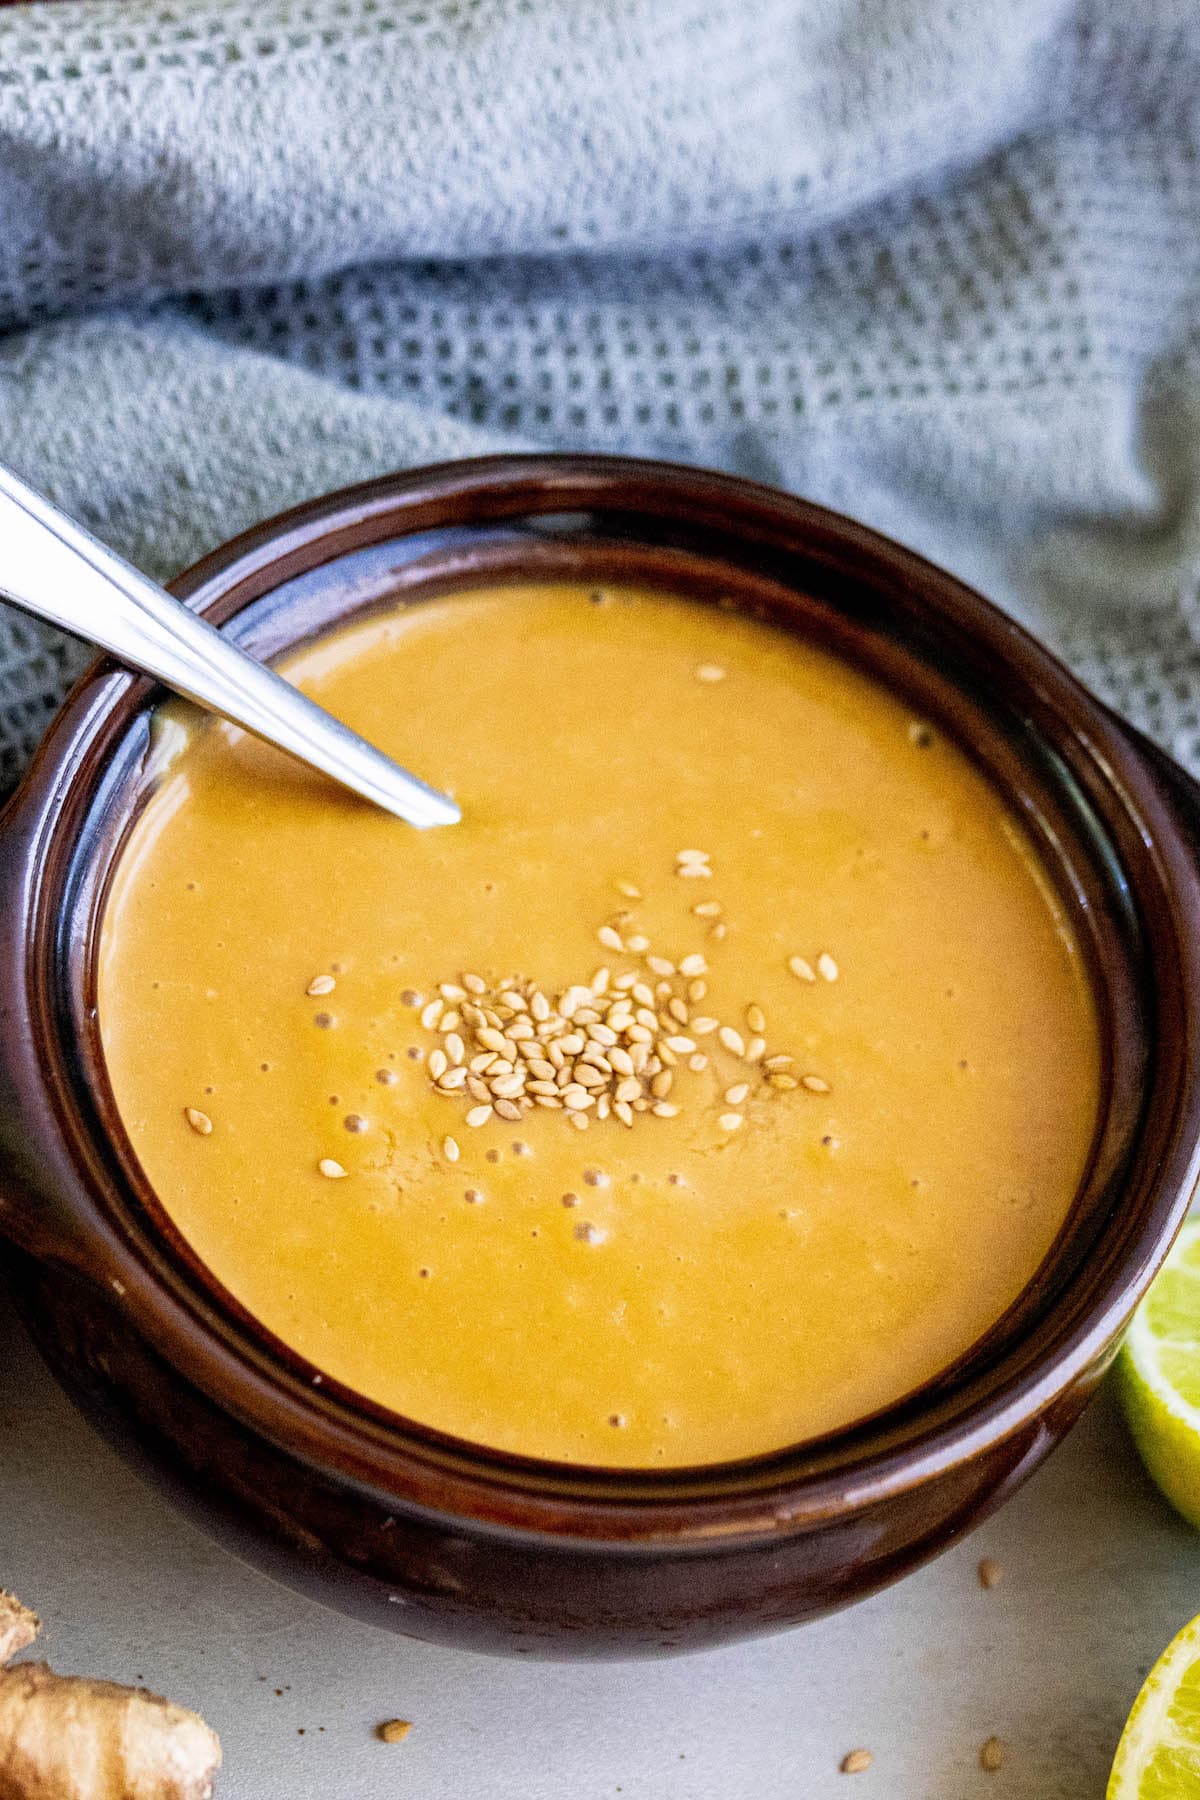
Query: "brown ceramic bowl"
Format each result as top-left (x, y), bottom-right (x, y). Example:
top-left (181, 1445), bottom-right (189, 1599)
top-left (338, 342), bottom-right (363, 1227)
top-left (1, 455), bottom-right (1198, 1659)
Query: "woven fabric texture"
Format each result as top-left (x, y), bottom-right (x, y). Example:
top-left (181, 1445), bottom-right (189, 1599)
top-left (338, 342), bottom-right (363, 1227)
top-left (0, 0), bottom-right (1197, 789)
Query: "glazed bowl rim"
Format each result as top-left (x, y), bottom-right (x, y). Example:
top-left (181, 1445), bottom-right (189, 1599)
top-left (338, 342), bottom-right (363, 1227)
top-left (5, 452), bottom-right (1199, 1547)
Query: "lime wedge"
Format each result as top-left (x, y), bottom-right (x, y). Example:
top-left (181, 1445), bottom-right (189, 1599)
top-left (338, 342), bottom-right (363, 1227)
top-left (1108, 1613), bottom-right (1200, 1796)
top-left (1116, 1218), bottom-right (1200, 1531)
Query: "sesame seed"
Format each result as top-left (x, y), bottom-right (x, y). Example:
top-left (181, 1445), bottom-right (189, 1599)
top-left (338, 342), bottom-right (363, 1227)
top-left (652, 1101), bottom-right (679, 1118)
top-left (625, 933), bottom-right (650, 953)
top-left (689, 1053), bottom-right (708, 1073)
top-left (306, 974), bottom-right (336, 996)
top-left (664, 1035), bottom-right (696, 1055)
top-left (679, 953), bottom-right (707, 978)
top-left (318, 1158), bottom-right (348, 1179)
top-left (768, 1072), bottom-right (799, 1090)
top-left (718, 1113), bottom-right (743, 1132)
top-left (690, 1016), bottom-right (719, 1035)
top-left (745, 1036), bottom-right (766, 1062)
top-left (462, 972), bottom-right (487, 994)
top-left (646, 955), bottom-right (675, 977)
top-left (465, 1104), bottom-right (494, 1128)
top-left (184, 1106), bottom-right (213, 1136)
top-left (840, 1749), bottom-right (872, 1775)
top-left (692, 900), bottom-right (722, 917)
top-left (494, 1099), bottom-right (524, 1122)
top-left (439, 983), bottom-right (467, 1002)
top-left (616, 880), bottom-right (642, 899)
top-left (980, 1738), bottom-right (1004, 1772)
top-left (745, 1003), bottom-right (766, 1035)
top-left (801, 1074), bottom-right (831, 1093)
top-left (788, 955), bottom-right (816, 982)
top-left (818, 952), bottom-right (839, 982)
top-left (718, 1026), bottom-right (745, 1056)
top-left (598, 925), bottom-right (624, 952)
top-left (442, 1135), bottom-right (460, 1162)
top-left (724, 1083), bottom-right (750, 1106)
top-left (709, 921), bottom-right (727, 940)
top-left (428, 1048), bottom-right (448, 1081)
top-left (978, 1557), bottom-right (1003, 1589)
top-left (419, 998), bottom-right (444, 1029)
top-left (695, 664), bottom-right (726, 682)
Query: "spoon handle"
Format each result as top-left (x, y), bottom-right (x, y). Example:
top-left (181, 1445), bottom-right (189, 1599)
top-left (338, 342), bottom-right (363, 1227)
top-left (0, 465), bottom-right (460, 828)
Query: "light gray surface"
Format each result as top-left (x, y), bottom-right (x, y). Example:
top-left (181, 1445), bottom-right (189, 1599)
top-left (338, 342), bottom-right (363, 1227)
top-left (3, 1283), bottom-right (1198, 1799)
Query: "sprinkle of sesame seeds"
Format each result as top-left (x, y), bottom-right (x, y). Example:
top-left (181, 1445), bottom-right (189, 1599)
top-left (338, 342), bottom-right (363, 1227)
top-left (695, 664), bottom-right (726, 682)
top-left (306, 974), bottom-right (335, 996)
top-left (818, 952), bottom-right (839, 982)
top-left (318, 1158), bottom-right (348, 1179)
top-left (184, 1106), bottom-right (213, 1136)
top-left (442, 1136), bottom-right (460, 1162)
top-left (840, 1749), bottom-right (872, 1775)
top-left (980, 1738), bottom-right (1004, 1772)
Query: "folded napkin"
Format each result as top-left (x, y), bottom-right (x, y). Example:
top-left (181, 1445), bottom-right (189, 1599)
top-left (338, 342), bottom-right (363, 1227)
top-left (0, 0), bottom-right (1197, 786)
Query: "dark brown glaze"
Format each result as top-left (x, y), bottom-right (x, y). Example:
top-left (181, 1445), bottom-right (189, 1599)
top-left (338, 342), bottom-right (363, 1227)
top-left (1, 455), bottom-right (1199, 1657)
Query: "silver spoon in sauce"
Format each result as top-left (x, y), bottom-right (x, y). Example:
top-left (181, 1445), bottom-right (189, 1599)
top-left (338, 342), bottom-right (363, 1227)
top-left (0, 464), bottom-right (460, 828)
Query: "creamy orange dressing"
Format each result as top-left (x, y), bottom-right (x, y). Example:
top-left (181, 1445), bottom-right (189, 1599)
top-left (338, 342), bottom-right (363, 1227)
top-left (98, 584), bottom-right (1100, 1466)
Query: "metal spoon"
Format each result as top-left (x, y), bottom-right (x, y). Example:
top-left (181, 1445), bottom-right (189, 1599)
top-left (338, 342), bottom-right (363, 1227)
top-left (0, 464), bottom-right (460, 828)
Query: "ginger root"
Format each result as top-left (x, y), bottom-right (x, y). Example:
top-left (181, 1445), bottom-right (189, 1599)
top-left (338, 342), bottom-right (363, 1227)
top-left (0, 1590), bottom-right (220, 1799)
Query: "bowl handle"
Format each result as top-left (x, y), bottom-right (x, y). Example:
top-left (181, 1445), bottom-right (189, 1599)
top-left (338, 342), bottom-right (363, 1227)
top-left (1116, 722), bottom-right (1200, 845)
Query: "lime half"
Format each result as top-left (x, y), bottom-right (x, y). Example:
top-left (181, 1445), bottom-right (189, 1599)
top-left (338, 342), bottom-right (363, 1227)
top-left (1116, 1218), bottom-right (1200, 1531)
top-left (1108, 1613), bottom-right (1200, 1796)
